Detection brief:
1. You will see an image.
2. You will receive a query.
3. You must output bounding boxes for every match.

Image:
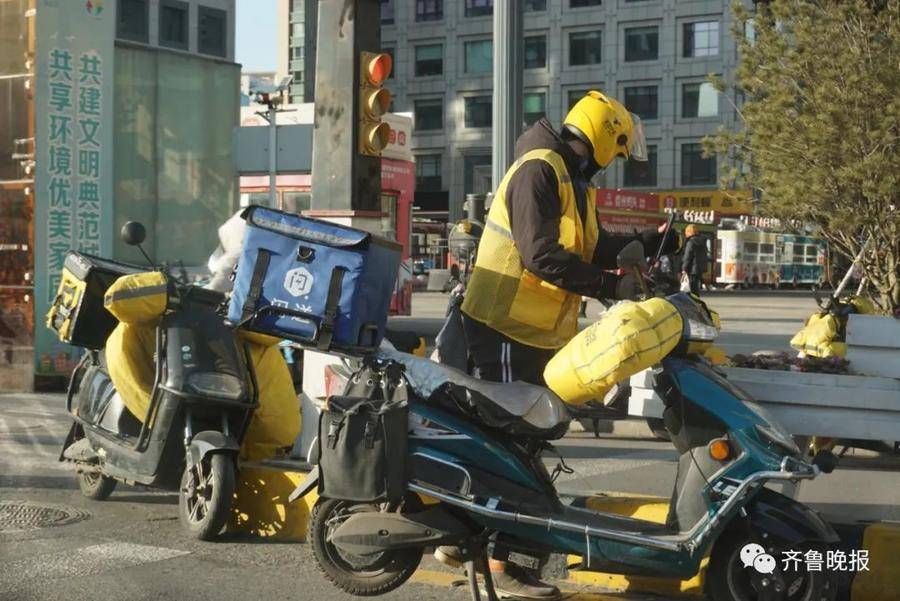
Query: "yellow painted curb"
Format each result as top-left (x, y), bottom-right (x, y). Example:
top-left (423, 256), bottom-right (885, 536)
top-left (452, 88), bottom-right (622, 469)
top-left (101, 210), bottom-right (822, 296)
top-left (228, 464), bottom-right (316, 541)
top-left (565, 494), bottom-right (706, 598)
top-left (851, 522), bottom-right (900, 601)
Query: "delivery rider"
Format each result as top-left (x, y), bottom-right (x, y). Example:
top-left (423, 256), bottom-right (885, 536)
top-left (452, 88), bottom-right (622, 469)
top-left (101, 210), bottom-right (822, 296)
top-left (434, 91), bottom-right (678, 599)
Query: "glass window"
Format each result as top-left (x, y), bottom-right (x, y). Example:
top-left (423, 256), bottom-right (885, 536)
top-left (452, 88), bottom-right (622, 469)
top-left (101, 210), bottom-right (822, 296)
top-left (416, 154), bottom-right (443, 191)
top-left (681, 143), bottom-right (717, 186)
top-left (381, 194), bottom-right (398, 241)
top-left (416, 0), bottom-right (443, 21)
top-left (525, 0), bottom-right (547, 10)
top-left (623, 85), bottom-right (658, 120)
top-left (198, 6), bottom-right (227, 57)
top-left (524, 36), bottom-right (547, 69)
top-left (682, 82), bottom-right (719, 118)
top-left (465, 40), bottom-right (493, 74)
top-left (743, 242), bottom-right (759, 257)
top-left (625, 26), bottom-right (658, 62)
top-left (117, 0), bottom-right (149, 43)
top-left (414, 99), bottom-right (443, 131)
top-left (159, 0), bottom-right (189, 50)
top-left (569, 31), bottom-right (602, 66)
top-left (415, 44), bottom-right (443, 77)
top-left (464, 96), bottom-right (492, 128)
top-left (792, 243), bottom-right (804, 257)
top-left (281, 191), bottom-right (311, 214)
top-left (571, 0), bottom-right (601, 7)
top-left (465, 154), bottom-right (493, 195)
top-left (759, 243), bottom-right (775, 259)
top-left (623, 145), bottom-right (657, 187)
top-left (523, 92), bottom-right (546, 126)
top-left (381, 0), bottom-right (395, 25)
top-left (465, 0), bottom-right (492, 17)
top-left (566, 89), bottom-right (588, 110)
top-left (684, 21), bottom-right (719, 58)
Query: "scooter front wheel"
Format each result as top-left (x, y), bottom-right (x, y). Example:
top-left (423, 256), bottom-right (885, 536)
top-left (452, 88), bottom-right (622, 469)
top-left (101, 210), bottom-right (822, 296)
top-left (707, 529), bottom-right (836, 601)
top-left (78, 471), bottom-right (117, 500)
top-left (179, 453), bottom-right (236, 541)
top-left (309, 498), bottom-right (422, 596)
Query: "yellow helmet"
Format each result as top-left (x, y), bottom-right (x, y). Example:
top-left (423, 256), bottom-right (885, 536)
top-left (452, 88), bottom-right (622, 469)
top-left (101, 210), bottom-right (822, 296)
top-left (563, 90), bottom-right (648, 169)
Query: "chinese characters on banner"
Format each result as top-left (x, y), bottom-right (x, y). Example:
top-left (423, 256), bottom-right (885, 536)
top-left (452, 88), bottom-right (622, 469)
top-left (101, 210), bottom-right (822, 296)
top-left (35, 1), bottom-right (114, 376)
top-left (45, 48), bottom-right (104, 300)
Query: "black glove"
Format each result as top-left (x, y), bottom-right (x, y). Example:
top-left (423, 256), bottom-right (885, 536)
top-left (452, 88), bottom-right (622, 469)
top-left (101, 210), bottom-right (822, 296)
top-left (638, 227), bottom-right (680, 257)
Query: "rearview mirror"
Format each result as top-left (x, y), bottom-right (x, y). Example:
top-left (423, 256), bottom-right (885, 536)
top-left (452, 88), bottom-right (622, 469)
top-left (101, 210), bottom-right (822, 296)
top-left (121, 221), bottom-right (146, 246)
top-left (617, 239), bottom-right (646, 271)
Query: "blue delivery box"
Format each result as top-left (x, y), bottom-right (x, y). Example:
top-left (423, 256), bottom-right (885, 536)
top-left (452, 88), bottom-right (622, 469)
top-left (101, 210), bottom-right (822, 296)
top-left (228, 206), bottom-right (402, 352)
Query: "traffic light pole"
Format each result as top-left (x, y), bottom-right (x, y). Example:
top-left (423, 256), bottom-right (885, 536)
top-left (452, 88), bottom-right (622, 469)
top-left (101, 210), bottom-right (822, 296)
top-left (492, 0), bottom-right (523, 191)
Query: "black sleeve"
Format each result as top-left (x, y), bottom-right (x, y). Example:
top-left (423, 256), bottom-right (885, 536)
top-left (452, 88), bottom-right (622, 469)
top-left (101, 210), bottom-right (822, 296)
top-left (592, 225), bottom-right (680, 269)
top-left (506, 161), bottom-right (617, 299)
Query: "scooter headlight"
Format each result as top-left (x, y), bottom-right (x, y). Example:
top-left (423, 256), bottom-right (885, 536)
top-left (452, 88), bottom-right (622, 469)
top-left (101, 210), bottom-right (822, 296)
top-left (754, 423), bottom-right (800, 457)
top-left (187, 372), bottom-right (244, 400)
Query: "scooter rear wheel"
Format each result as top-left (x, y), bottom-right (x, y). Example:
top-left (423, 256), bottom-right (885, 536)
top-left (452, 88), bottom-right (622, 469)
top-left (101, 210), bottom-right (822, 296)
top-left (707, 530), bottom-right (836, 601)
top-left (179, 453), bottom-right (236, 541)
top-left (309, 498), bottom-right (422, 596)
top-left (78, 472), bottom-right (117, 501)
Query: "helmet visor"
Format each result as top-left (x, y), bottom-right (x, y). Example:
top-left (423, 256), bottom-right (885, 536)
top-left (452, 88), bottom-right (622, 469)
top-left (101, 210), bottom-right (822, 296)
top-left (628, 113), bottom-right (649, 162)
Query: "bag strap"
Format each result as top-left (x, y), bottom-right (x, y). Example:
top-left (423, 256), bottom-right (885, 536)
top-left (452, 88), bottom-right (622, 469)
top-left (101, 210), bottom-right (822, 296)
top-left (363, 413), bottom-right (378, 449)
top-left (241, 249), bottom-right (271, 323)
top-left (326, 413), bottom-right (345, 449)
top-left (317, 266), bottom-right (347, 351)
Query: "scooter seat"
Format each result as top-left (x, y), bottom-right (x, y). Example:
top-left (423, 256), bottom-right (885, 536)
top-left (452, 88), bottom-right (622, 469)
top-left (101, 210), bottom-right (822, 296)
top-left (383, 350), bottom-right (571, 440)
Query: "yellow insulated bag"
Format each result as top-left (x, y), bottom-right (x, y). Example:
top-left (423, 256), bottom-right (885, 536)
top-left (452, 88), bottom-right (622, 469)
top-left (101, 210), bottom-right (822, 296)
top-left (544, 298), bottom-right (684, 405)
top-left (104, 271), bottom-right (169, 324)
top-left (790, 312), bottom-right (845, 358)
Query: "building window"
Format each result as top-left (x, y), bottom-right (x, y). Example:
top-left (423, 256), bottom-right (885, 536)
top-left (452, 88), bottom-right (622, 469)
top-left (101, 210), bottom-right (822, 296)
top-left (523, 92), bottom-right (546, 126)
top-left (416, 0), bottom-right (443, 22)
top-left (623, 85), bottom-right (658, 121)
top-left (524, 35), bottom-right (546, 69)
top-left (198, 6), bottom-right (227, 57)
top-left (117, 0), bottom-right (149, 43)
top-left (282, 192), bottom-right (311, 214)
top-left (415, 44), bottom-right (443, 77)
top-left (623, 145), bottom-right (657, 187)
top-left (682, 82), bottom-right (718, 118)
top-left (525, 0), bottom-right (547, 10)
top-left (464, 96), bottom-right (492, 128)
top-left (416, 154), bottom-right (443, 191)
top-left (465, 154), bottom-right (493, 195)
top-left (684, 21), bottom-right (719, 57)
top-left (571, 0), bottom-right (601, 7)
top-left (414, 99), bottom-right (444, 131)
top-left (159, 0), bottom-right (189, 50)
top-left (381, 0), bottom-right (394, 25)
top-left (566, 89), bottom-right (588, 110)
top-left (465, 0), bottom-right (492, 18)
top-left (681, 143), bottom-right (717, 186)
top-left (624, 26), bottom-right (658, 62)
top-left (465, 39), bottom-right (493, 74)
top-left (569, 31), bottom-right (602, 66)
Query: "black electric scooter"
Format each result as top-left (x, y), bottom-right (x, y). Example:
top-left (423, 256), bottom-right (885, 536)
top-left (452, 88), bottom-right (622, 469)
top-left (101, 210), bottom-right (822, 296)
top-left (59, 222), bottom-right (258, 540)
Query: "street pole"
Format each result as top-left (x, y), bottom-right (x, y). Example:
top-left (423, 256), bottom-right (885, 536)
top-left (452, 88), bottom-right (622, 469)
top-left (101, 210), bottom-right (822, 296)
top-left (492, 0), bottom-right (523, 191)
top-left (268, 103), bottom-right (277, 208)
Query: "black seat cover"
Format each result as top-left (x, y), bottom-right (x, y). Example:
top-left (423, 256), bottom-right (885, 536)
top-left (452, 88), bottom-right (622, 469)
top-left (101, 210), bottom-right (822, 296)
top-left (382, 350), bottom-right (572, 440)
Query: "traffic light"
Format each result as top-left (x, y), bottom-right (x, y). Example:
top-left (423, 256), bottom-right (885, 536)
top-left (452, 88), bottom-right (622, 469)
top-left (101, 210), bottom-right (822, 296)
top-left (358, 51), bottom-right (393, 156)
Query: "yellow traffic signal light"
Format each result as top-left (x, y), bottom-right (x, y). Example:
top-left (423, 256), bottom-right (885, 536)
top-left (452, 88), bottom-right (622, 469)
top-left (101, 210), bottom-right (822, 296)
top-left (359, 51), bottom-right (393, 156)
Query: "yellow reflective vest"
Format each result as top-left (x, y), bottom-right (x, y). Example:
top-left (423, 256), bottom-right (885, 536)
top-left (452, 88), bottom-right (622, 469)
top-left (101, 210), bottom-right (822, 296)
top-left (462, 148), bottom-right (600, 349)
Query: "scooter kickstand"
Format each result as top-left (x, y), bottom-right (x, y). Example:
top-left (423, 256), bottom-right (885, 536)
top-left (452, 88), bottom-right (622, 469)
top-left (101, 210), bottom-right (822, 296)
top-left (477, 555), bottom-right (500, 601)
top-left (464, 560), bottom-right (482, 601)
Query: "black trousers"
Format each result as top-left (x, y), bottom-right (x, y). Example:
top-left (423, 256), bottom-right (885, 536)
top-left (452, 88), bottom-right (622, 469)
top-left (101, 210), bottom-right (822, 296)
top-left (689, 274), bottom-right (703, 296)
top-left (462, 313), bottom-right (558, 386)
top-left (462, 313), bottom-right (558, 566)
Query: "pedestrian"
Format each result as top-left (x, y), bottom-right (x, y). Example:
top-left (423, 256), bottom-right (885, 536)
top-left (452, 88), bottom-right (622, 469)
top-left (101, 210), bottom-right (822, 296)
top-left (681, 224), bottom-right (708, 296)
top-left (433, 90), bottom-right (677, 600)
